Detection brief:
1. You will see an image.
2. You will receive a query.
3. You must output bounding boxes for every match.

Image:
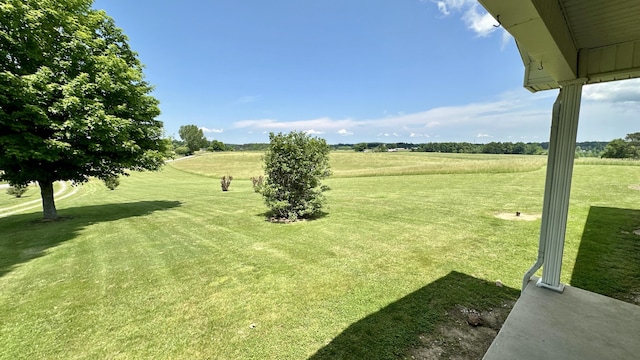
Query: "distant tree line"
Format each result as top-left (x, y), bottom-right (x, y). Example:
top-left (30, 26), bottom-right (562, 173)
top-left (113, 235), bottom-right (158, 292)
top-left (168, 124), bottom-right (623, 158)
top-left (171, 138), bottom-right (234, 156)
top-left (347, 141), bottom-right (609, 156)
top-left (227, 143), bottom-right (270, 151)
top-left (416, 142), bottom-right (544, 155)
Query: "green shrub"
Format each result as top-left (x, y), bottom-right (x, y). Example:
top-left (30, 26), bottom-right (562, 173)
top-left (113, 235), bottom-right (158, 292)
top-left (103, 176), bottom-right (120, 190)
top-left (220, 175), bottom-right (233, 191)
top-left (174, 146), bottom-right (191, 156)
top-left (6, 184), bottom-right (28, 198)
top-left (250, 176), bottom-right (264, 193)
top-left (261, 131), bottom-right (331, 221)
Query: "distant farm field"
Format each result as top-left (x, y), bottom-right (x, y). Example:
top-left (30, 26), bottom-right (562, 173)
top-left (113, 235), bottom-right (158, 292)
top-left (1, 152), bottom-right (639, 359)
top-left (169, 151), bottom-right (550, 179)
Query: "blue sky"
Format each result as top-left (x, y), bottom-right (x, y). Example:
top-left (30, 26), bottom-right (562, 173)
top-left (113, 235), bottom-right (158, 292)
top-left (93, 0), bottom-right (640, 144)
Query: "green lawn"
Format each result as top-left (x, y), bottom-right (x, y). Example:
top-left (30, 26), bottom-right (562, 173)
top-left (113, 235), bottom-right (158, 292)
top-left (1, 153), bottom-right (639, 359)
top-left (0, 182), bottom-right (69, 217)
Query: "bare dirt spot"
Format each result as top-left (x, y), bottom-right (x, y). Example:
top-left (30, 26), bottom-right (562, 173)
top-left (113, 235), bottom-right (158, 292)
top-left (407, 301), bottom-right (515, 360)
top-left (628, 184), bottom-right (640, 191)
top-left (633, 229), bottom-right (640, 236)
top-left (628, 291), bottom-right (640, 305)
top-left (494, 212), bottom-right (541, 221)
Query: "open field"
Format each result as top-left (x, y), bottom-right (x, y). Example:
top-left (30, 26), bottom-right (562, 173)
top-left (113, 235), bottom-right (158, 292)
top-left (1, 152), bottom-right (639, 359)
top-left (168, 151), bottom-right (550, 179)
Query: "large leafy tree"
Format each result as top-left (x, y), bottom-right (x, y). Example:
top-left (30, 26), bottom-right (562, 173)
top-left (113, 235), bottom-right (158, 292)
top-left (601, 132), bottom-right (640, 159)
top-left (0, 0), bottom-right (165, 219)
top-left (624, 132), bottom-right (640, 159)
top-left (261, 131), bottom-right (331, 221)
top-left (601, 139), bottom-right (632, 159)
top-left (178, 124), bottom-right (208, 154)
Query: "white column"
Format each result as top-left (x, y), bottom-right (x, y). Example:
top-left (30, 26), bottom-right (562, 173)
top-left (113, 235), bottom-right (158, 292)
top-left (536, 79), bottom-right (584, 292)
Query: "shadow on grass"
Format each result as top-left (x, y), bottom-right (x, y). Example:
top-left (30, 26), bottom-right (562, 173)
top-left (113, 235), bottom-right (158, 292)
top-left (309, 271), bottom-right (519, 360)
top-left (570, 206), bottom-right (640, 303)
top-left (257, 210), bottom-right (329, 223)
top-left (0, 200), bottom-right (181, 277)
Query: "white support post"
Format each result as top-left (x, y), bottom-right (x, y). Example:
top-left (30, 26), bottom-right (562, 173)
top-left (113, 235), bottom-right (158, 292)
top-left (536, 79), bottom-right (584, 293)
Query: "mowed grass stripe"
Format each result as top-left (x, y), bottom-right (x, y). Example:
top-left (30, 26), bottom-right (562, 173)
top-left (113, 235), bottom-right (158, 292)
top-left (1, 155), bottom-right (639, 359)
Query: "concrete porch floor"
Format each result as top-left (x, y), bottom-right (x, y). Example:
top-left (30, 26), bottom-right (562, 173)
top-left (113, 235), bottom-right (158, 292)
top-left (483, 279), bottom-right (640, 360)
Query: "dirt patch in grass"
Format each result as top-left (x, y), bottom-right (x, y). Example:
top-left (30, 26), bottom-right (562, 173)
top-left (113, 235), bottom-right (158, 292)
top-left (628, 291), bottom-right (640, 305)
top-left (407, 301), bottom-right (515, 360)
top-left (494, 212), bottom-right (541, 221)
top-left (628, 184), bottom-right (640, 191)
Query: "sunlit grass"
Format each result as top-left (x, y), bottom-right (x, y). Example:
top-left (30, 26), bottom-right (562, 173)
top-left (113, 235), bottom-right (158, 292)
top-left (169, 152), bottom-right (264, 179)
top-left (169, 151), bottom-right (549, 179)
top-left (0, 182), bottom-right (64, 210)
top-left (0, 184), bottom-right (40, 206)
top-left (329, 152), bottom-right (547, 177)
top-left (575, 157), bottom-right (640, 166)
top-left (1, 154), bottom-right (639, 359)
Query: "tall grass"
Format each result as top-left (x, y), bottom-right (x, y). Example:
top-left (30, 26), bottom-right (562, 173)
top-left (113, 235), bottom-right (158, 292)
top-left (575, 157), bottom-right (640, 166)
top-left (169, 151), bottom-right (548, 179)
top-left (170, 152), bottom-right (264, 179)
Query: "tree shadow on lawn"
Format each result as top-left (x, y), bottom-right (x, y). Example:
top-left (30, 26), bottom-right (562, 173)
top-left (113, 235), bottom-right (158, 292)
top-left (309, 271), bottom-right (519, 360)
top-left (257, 210), bottom-right (329, 223)
top-left (570, 206), bottom-right (640, 304)
top-left (0, 200), bottom-right (181, 277)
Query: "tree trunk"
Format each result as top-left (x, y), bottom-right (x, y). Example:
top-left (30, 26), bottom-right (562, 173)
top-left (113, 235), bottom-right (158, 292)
top-left (39, 180), bottom-right (58, 220)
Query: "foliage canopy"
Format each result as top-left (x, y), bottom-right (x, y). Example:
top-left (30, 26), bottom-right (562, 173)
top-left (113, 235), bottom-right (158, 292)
top-left (261, 131), bottom-right (331, 221)
top-left (601, 132), bottom-right (640, 159)
top-left (0, 0), bottom-right (165, 219)
top-left (178, 125), bottom-right (208, 154)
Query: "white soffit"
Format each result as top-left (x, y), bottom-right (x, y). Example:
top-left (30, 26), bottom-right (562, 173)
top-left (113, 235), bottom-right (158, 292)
top-left (479, 0), bottom-right (640, 92)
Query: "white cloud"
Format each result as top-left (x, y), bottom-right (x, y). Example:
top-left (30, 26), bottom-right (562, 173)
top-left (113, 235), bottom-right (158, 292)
top-left (231, 92), bottom-right (552, 142)
top-left (234, 117), bottom-right (357, 131)
top-left (433, 0), bottom-right (503, 39)
top-left (462, 4), bottom-right (498, 37)
top-left (583, 78), bottom-right (640, 103)
top-left (228, 86), bottom-right (639, 143)
top-left (436, 1), bottom-right (450, 15)
top-left (433, 0), bottom-right (471, 16)
top-left (200, 127), bottom-right (224, 133)
top-left (410, 133), bottom-right (431, 138)
top-left (305, 129), bottom-right (324, 135)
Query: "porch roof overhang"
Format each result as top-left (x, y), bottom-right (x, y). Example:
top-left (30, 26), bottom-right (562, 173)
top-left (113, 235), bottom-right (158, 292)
top-left (477, 1), bottom-right (640, 294)
top-left (478, 0), bottom-right (640, 92)
top-left (476, 2), bottom-right (640, 356)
